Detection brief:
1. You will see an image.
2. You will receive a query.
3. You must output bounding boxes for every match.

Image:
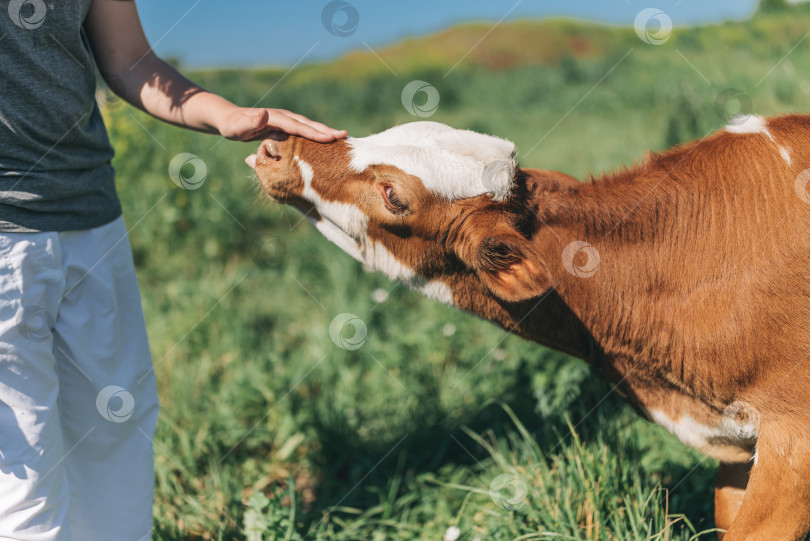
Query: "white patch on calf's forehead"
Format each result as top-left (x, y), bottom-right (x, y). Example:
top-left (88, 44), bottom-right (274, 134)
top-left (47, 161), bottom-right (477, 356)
top-left (347, 121), bottom-right (517, 201)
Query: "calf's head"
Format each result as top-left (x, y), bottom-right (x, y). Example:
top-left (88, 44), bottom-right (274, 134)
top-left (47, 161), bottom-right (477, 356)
top-left (247, 121), bottom-right (555, 305)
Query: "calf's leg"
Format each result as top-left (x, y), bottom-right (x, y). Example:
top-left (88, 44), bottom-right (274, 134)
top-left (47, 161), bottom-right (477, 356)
top-left (714, 462), bottom-right (750, 540)
top-left (721, 436), bottom-right (810, 541)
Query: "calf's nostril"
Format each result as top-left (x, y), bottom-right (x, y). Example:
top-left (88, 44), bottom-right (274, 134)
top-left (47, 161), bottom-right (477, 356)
top-left (254, 139), bottom-right (283, 167)
top-left (261, 139), bottom-right (281, 160)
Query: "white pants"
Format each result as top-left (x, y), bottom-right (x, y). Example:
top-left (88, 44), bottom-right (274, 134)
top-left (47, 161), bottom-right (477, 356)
top-left (0, 216), bottom-right (159, 541)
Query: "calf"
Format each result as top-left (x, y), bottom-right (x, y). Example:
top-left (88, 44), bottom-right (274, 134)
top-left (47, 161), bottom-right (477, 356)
top-left (247, 117), bottom-right (810, 540)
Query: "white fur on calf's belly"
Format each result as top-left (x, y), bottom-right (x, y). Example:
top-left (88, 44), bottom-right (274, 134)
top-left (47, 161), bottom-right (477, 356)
top-left (648, 409), bottom-right (756, 462)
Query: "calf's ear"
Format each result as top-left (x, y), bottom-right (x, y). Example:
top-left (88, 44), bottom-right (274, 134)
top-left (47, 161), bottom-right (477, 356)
top-left (463, 230), bottom-right (552, 302)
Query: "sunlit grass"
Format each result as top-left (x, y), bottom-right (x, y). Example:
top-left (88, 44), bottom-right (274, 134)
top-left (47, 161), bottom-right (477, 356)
top-left (100, 7), bottom-right (810, 538)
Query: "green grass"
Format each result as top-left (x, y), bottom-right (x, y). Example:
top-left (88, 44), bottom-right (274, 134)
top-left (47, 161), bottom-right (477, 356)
top-left (100, 5), bottom-right (810, 539)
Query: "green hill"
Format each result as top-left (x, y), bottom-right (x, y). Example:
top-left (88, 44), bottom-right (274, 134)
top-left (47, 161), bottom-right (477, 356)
top-left (192, 3), bottom-right (810, 84)
top-left (308, 19), bottom-right (634, 80)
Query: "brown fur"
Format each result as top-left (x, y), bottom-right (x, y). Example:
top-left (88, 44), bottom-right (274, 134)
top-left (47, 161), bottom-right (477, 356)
top-left (253, 115), bottom-right (810, 540)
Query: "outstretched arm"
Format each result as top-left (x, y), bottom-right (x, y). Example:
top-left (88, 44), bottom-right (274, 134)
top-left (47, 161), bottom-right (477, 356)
top-left (84, 0), bottom-right (347, 142)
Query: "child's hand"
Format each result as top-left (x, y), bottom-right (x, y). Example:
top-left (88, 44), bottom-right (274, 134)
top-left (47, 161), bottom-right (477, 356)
top-left (217, 107), bottom-right (347, 142)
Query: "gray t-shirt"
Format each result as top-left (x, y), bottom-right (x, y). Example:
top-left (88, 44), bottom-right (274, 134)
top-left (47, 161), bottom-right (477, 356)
top-left (0, 0), bottom-right (125, 232)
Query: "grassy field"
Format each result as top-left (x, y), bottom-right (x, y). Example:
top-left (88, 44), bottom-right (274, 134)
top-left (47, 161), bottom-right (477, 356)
top-left (102, 3), bottom-right (810, 539)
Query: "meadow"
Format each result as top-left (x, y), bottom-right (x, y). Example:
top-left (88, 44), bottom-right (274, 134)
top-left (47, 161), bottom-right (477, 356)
top-left (102, 2), bottom-right (810, 539)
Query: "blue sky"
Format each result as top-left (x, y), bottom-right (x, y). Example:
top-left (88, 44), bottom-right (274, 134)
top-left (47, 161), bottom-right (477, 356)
top-left (135, 0), bottom-right (760, 69)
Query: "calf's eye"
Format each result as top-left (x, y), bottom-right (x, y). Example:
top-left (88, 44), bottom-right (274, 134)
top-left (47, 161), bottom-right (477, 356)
top-left (380, 184), bottom-right (408, 214)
